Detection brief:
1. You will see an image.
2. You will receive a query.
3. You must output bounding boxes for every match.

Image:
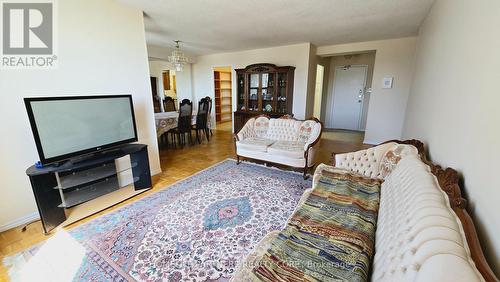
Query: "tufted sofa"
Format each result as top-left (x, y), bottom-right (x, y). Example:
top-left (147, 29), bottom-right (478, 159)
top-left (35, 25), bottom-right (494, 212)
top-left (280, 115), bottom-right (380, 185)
top-left (232, 141), bottom-right (498, 282)
top-left (234, 115), bottom-right (322, 179)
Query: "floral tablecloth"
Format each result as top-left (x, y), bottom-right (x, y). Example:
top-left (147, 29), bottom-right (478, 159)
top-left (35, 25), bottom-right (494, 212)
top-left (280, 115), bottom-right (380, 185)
top-left (155, 111), bottom-right (213, 138)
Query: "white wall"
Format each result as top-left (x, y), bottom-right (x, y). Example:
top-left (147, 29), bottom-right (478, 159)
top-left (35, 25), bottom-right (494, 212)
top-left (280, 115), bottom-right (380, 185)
top-left (403, 0), bottom-right (500, 275)
top-left (148, 61), bottom-right (194, 102)
top-left (176, 63), bottom-right (195, 102)
top-left (191, 43), bottom-right (312, 121)
top-left (0, 0), bottom-right (160, 230)
top-left (148, 60), bottom-right (195, 106)
top-left (317, 37), bottom-right (417, 144)
top-left (305, 44), bottom-right (318, 118)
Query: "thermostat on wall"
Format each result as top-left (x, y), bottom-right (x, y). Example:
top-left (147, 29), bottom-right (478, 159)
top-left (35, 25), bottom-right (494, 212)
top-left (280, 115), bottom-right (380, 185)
top-left (382, 77), bottom-right (393, 89)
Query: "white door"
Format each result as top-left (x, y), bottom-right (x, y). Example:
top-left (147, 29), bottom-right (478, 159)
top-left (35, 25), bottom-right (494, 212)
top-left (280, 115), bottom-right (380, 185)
top-left (326, 65), bottom-right (367, 130)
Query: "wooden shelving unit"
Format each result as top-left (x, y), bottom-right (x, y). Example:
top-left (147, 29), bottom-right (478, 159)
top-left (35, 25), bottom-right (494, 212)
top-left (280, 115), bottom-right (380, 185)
top-left (214, 70), bottom-right (232, 123)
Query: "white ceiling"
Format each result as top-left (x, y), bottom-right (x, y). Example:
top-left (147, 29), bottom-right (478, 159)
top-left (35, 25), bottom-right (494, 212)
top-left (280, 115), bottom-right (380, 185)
top-left (118, 0), bottom-right (435, 56)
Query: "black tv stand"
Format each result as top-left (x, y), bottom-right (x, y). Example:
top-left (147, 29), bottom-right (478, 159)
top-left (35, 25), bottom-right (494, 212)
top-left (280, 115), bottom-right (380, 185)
top-left (68, 147), bottom-right (123, 165)
top-left (26, 143), bottom-right (152, 233)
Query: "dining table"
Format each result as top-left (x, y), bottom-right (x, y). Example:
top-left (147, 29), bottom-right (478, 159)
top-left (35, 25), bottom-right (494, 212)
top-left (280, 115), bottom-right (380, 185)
top-left (154, 111), bottom-right (213, 138)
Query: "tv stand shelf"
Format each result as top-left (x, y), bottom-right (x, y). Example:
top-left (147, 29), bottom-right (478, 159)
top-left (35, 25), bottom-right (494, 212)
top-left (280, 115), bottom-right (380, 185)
top-left (55, 161), bottom-right (138, 190)
top-left (58, 176), bottom-right (120, 208)
top-left (26, 144), bottom-right (152, 233)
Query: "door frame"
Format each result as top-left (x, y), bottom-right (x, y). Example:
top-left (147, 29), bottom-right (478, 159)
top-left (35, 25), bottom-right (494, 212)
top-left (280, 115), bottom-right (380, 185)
top-left (328, 64), bottom-right (368, 131)
top-left (313, 64), bottom-right (325, 119)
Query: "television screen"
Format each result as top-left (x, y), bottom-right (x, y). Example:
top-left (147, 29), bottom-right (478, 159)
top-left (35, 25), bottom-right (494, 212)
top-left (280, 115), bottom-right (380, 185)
top-left (25, 95), bottom-right (138, 165)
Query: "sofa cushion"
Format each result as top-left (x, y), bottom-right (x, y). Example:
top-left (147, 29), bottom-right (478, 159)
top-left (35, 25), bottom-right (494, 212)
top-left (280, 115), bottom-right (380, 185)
top-left (267, 141), bottom-right (305, 159)
top-left (236, 137), bottom-right (275, 152)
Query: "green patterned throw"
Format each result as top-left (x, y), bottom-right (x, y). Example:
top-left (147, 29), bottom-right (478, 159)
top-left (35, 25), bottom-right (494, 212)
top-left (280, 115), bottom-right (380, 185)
top-left (251, 169), bottom-right (381, 282)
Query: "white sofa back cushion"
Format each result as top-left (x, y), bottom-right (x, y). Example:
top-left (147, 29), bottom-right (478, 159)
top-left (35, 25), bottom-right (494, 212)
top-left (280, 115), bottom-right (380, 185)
top-left (266, 118), bottom-right (302, 141)
top-left (372, 155), bottom-right (483, 282)
top-left (334, 142), bottom-right (396, 179)
top-left (239, 116), bottom-right (322, 145)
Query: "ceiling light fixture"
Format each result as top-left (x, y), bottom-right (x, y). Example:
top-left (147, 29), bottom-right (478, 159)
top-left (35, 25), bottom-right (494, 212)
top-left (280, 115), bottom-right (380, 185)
top-left (168, 40), bottom-right (188, 72)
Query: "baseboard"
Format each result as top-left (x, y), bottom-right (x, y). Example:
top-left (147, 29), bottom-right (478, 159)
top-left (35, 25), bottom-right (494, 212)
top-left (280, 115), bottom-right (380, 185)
top-left (0, 212), bottom-right (40, 233)
top-left (363, 139), bottom-right (379, 145)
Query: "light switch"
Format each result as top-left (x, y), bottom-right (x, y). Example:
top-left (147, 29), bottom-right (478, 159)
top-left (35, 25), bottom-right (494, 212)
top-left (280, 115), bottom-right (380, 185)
top-left (382, 77), bottom-right (393, 89)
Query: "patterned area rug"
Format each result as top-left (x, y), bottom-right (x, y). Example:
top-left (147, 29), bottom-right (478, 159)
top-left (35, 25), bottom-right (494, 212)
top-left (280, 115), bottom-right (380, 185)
top-left (5, 159), bottom-right (311, 281)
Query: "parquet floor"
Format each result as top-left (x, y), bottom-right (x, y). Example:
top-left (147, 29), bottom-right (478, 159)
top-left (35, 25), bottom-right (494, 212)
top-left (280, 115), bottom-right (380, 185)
top-left (0, 121), bottom-right (369, 281)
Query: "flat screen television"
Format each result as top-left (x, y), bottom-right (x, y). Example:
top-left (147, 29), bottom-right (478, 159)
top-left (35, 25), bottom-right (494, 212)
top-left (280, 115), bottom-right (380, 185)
top-left (24, 95), bottom-right (138, 165)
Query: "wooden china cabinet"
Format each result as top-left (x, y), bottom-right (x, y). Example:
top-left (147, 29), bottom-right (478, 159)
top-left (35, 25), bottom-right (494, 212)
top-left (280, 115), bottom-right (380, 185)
top-left (233, 63), bottom-right (295, 132)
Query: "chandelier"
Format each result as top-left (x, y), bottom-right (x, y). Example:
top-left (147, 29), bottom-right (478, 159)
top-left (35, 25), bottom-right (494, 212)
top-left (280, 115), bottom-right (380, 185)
top-left (168, 40), bottom-right (188, 71)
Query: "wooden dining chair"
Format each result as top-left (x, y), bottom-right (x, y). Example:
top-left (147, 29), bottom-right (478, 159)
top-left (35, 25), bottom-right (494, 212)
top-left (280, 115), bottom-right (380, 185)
top-left (192, 98), bottom-right (209, 143)
top-left (163, 96), bottom-right (176, 112)
top-left (172, 99), bottom-right (193, 147)
top-left (204, 96), bottom-right (213, 136)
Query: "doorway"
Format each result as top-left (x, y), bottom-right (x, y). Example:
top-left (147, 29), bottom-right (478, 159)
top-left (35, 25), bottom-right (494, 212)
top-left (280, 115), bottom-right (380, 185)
top-left (150, 77), bottom-right (161, 113)
top-left (323, 52), bottom-right (375, 131)
top-left (162, 70), bottom-right (177, 109)
top-left (213, 66), bottom-right (232, 124)
top-left (326, 65), bottom-right (368, 130)
top-left (313, 64), bottom-right (324, 119)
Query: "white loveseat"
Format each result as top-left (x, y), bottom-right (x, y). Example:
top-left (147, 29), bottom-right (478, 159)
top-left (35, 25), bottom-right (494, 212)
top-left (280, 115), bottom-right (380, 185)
top-left (234, 115), bottom-right (322, 179)
top-left (233, 141), bottom-right (497, 282)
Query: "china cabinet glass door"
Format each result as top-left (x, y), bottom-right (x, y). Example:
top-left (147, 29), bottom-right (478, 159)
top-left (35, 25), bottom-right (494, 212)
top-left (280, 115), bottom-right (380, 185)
top-left (277, 72), bottom-right (288, 113)
top-left (237, 74), bottom-right (245, 110)
top-left (248, 73), bottom-right (259, 111)
top-left (261, 73), bottom-right (275, 113)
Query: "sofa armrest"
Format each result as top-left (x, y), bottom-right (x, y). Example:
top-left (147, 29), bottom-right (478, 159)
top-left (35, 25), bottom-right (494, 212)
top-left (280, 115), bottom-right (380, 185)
top-left (332, 142), bottom-right (397, 179)
top-left (303, 122), bottom-right (323, 167)
top-left (303, 121), bottom-right (322, 151)
top-left (236, 118), bottom-right (256, 141)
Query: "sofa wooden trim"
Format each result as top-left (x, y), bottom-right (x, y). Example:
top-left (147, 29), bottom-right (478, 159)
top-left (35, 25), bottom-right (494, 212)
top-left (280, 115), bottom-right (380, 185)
top-left (303, 117), bottom-right (323, 178)
top-left (234, 116), bottom-right (323, 179)
top-left (332, 139), bottom-right (499, 282)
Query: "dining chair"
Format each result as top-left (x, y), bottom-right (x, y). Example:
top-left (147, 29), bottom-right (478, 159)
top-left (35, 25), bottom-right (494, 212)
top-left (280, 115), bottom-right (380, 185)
top-left (192, 98), bottom-right (209, 143)
top-left (172, 99), bottom-right (193, 147)
top-left (204, 96), bottom-right (213, 136)
top-left (163, 96), bottom-right (176, 112)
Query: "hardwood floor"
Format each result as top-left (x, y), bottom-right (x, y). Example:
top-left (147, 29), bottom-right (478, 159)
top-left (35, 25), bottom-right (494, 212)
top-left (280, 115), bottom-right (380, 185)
top-left (0, 122), bottom-right (369, 281)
